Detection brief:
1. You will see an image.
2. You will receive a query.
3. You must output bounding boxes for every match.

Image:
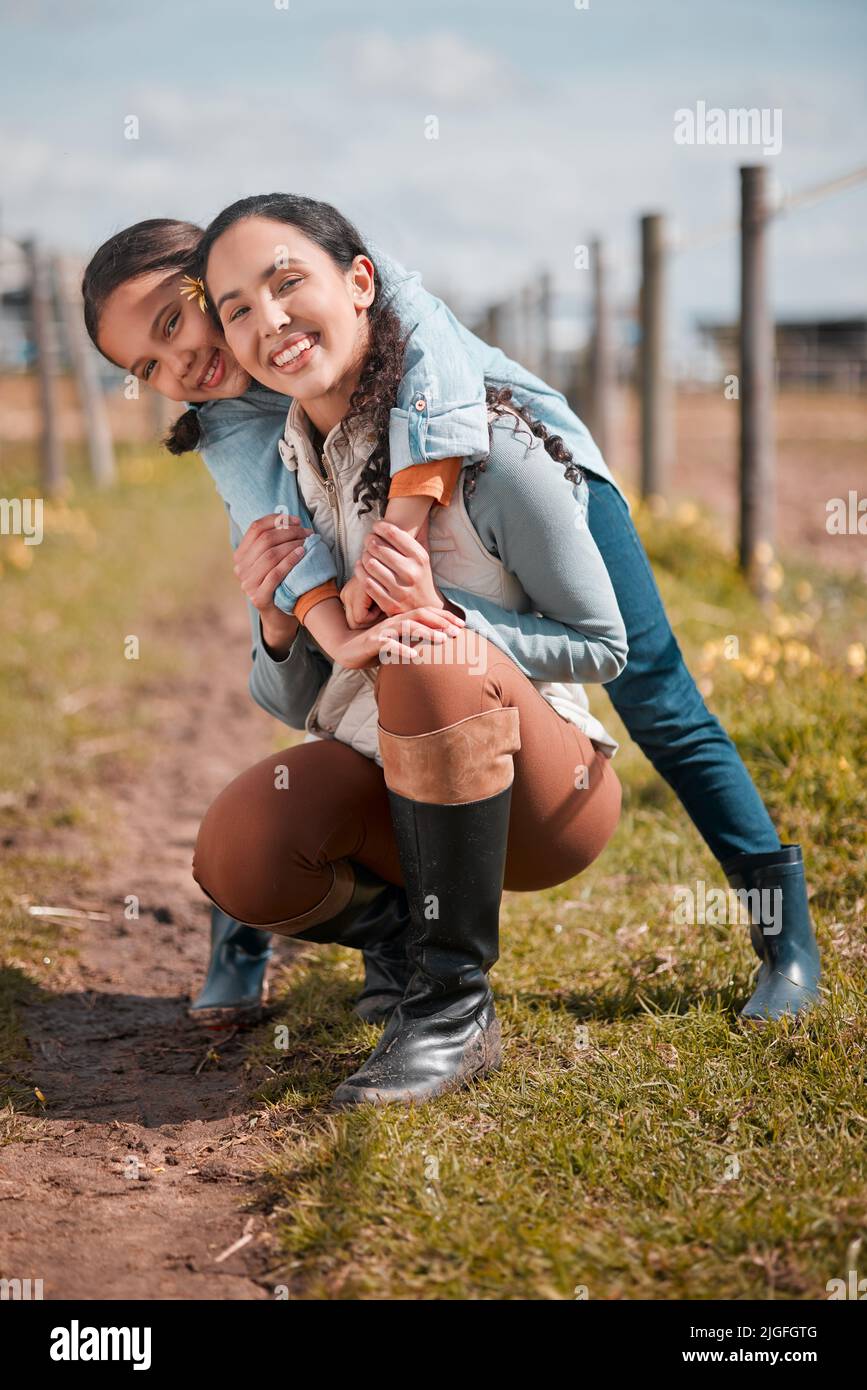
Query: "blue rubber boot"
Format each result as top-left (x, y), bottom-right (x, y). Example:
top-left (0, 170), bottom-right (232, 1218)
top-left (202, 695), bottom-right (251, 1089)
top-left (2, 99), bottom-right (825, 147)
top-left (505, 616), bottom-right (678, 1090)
top-left (722, 844), bottom-right (822, 1021)
top-left (188, 908), bottom-right (273, 1028)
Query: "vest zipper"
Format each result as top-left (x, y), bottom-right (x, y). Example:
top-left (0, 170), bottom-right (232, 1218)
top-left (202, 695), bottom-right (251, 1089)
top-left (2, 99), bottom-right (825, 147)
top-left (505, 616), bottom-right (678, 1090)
top-left (319, 453), bottom-right (348, 588)
top-left (300, 421), bottom-right (348, 588)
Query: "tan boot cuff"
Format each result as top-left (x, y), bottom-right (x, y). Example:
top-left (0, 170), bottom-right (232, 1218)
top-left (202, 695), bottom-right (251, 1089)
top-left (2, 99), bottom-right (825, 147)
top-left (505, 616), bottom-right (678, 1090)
top-left (377, 707), bottom-right (521, 804)
top-left (264, 858), bottom-right (356, 937)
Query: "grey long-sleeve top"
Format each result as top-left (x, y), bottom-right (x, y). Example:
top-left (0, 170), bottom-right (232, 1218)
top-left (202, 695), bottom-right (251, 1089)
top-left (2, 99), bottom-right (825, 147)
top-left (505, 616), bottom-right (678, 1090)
top-left (440, 412), bottom-right (628, 684)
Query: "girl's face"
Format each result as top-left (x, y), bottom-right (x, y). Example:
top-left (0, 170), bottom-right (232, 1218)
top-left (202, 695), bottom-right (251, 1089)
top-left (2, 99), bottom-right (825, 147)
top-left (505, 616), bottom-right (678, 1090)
top-left (205, 217), bottom-right (374, 406)
top-left (97, 269), bottom-right (251, 403)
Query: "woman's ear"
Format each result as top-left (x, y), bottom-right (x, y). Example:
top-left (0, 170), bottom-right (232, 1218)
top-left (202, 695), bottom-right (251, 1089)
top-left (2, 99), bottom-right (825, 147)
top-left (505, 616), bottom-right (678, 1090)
top-left (349, 255), bottom-right (376, 311)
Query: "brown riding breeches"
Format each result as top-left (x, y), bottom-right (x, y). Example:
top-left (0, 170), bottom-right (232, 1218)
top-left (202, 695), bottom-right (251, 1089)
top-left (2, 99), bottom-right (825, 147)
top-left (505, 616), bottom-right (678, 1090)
top-left (193, 636), bottom-right (621, 932)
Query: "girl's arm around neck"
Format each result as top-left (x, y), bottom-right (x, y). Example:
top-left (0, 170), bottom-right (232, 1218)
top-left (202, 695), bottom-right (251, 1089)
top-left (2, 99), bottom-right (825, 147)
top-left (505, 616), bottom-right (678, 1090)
top-left (300, 594), bottom-right (465, 670)
top-left (367, 243), bottom-right (489, 478)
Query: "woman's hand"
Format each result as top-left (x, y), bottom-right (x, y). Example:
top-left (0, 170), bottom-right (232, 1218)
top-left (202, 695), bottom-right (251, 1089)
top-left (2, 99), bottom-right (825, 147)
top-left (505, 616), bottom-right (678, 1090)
top-left (355, 519), bottom-right (445, 617)
top-left (335, 605), bottom-right (465, 670)
top-left (234, 513), bottom-right (312, 657)
top-left (340, 572), bottom-right (382, 630)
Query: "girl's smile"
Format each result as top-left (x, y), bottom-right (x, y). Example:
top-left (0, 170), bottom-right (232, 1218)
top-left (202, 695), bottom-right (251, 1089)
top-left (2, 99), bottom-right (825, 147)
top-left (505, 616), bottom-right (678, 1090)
top-left (96, 269), bottom-right (250, 404)
top-left (196, 346), bottom-right (227, 389)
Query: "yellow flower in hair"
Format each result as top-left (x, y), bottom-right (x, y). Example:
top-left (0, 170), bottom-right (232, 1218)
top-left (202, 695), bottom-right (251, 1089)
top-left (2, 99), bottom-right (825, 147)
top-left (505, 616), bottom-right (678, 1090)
top-left (180, 274), bottom-right (208, 313)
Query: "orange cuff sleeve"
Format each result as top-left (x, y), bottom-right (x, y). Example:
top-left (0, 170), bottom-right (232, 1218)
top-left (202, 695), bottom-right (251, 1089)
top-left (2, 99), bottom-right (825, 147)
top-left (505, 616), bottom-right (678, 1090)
top-left (294, 580), bottom-right (340, 627)
top-left (387, 458), bottom-right (463, 506)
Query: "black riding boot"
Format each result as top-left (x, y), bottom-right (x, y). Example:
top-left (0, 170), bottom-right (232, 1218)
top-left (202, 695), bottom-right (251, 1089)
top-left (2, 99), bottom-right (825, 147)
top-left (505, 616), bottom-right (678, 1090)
top-left (292, 865), bottom-right (412, 1023)
top-left (722, 844), bottom-right (822, 1020)
top-left (333, 707), bottom-right (520, 1108)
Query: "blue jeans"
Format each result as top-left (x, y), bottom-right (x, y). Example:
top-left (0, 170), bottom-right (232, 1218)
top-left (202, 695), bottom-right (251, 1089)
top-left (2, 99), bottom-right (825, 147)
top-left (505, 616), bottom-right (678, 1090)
top-left (585, 476), bottom-right (781, 863)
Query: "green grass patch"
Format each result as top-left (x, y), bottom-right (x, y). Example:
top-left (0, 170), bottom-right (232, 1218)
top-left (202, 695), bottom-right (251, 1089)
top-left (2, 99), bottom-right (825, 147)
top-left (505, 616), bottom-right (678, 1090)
top-left (2, 444), bottom-right (864, 1294)
top-left (252, 497), bottom-right (867, 1299)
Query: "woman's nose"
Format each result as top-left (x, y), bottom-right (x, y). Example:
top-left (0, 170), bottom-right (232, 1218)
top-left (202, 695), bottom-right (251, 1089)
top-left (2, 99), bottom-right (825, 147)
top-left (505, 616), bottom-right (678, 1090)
top-left (260, 294), bottom-right (291, 337)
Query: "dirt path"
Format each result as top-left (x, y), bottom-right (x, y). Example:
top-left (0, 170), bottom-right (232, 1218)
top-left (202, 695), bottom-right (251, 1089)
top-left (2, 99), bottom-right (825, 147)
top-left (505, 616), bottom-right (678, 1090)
top-left (0, 598), bottom-right (297, 1299)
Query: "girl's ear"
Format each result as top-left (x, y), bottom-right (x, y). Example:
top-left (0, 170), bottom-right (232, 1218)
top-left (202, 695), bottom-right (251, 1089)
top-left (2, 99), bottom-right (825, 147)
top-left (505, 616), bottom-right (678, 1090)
top-left (349, 255), bottom-right (376, 311)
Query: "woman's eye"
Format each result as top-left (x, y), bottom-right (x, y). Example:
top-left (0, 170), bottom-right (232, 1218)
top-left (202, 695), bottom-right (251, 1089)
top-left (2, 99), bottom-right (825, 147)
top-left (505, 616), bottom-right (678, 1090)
top-left (143, 360), bottom-right (157, 381)
top-left (278, 277), bottom-right (301, 294)
top-left (165, 311), bottom-right (180, 338)
top-left (227, 305), bottom-right (248, 324)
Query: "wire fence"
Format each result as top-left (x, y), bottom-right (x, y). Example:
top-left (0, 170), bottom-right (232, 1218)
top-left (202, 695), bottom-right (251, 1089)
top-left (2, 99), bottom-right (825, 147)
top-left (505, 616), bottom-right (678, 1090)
top-left (470, 161), bottom-right (867, 594)
top-left (2, 160), bottom-right (865, 595)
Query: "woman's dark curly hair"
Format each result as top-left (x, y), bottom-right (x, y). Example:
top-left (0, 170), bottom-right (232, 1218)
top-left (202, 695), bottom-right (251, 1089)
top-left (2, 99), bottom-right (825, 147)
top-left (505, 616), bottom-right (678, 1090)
top-left (197, 193), bottom-right (583, 510)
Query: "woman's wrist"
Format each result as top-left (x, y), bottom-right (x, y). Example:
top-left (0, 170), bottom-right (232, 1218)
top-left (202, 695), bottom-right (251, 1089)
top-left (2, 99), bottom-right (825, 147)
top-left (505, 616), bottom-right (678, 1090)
top-left (260, 610), bottom-right (300, 659)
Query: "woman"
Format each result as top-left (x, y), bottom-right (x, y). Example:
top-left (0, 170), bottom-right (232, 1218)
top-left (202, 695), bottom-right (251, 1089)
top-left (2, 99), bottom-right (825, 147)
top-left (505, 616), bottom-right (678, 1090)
top-left (84, 207), bottom-right (820, 1036)
top-left (83, 219), bottom-right (505, 1027)
top-left (190, 193), bottom-right (626, 1106)
top-left (83, 217), bottom-right (627, 1035)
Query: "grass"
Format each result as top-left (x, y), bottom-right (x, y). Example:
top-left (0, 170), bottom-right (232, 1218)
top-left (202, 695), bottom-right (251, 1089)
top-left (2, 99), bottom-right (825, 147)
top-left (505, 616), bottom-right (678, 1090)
top-left (249, 493), bottom-right (867, 1300)
top-left (0, 441), bottom-right (233, 1110)
top-left (1, 441), bottom-right (865, 1295)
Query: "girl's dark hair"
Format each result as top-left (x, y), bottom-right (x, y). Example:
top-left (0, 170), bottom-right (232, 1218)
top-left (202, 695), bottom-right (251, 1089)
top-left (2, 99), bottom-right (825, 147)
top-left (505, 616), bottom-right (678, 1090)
top-left (82, 218), bottom-right (202, 349)
top-left (196, 192), bottom-right (582, 508)
top-left (81, 219), bottom-right (206, 457)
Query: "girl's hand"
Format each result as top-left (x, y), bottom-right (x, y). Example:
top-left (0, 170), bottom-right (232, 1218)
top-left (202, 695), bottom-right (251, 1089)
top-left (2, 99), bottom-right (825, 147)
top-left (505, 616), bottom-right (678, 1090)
top-left (234, 513), bottom-right (312, 655)
top-left (340, 572), bottom-right (382, 629)
top-left (335, 605), bottom-right (465, 670)
top-left (356, 519), bottom-right (444, 617)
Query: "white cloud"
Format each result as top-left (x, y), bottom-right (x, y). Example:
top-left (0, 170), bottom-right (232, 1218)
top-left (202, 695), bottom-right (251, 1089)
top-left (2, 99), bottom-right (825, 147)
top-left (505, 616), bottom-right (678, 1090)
top-left (330, 30), bottom-right (523, 106)
top-left (1, 24), bottom-right (864, 333)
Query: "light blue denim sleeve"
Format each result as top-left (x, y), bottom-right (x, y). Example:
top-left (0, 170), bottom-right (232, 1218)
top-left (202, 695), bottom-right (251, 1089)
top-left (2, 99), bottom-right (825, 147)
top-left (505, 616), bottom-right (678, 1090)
top-left (439, 307), bottom-right (627, 506)
top-left (228, 513), bottom-right (331, 729)
top-left (197, 391), bottom-right (338, 617)
top-left (369, 243), bottom-right (489, 475)
top-left (444, 418), bottom-right (628, 684)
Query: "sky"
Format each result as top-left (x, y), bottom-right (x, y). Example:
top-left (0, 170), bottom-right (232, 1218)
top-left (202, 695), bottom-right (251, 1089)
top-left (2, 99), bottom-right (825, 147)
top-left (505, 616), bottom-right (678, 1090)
top-left (1, 0), bottom-right (865, 356)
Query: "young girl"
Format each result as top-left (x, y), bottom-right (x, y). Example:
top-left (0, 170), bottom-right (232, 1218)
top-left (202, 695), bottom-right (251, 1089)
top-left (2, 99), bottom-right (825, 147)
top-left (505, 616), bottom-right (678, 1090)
top-left (191, 192), bottom-right (627, 1106)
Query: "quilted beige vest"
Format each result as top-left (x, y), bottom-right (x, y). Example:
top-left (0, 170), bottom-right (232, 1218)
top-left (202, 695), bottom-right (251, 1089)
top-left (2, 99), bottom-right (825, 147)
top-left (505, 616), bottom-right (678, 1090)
top-left (277, 400), bottom-right (618, 767)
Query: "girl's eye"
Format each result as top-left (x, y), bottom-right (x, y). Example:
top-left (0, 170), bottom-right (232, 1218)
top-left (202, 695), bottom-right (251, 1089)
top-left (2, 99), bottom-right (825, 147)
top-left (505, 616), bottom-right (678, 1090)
top-left (143, 360), bottom-right (157, 381)
top-left (165, 311), bottom-right (180, 338)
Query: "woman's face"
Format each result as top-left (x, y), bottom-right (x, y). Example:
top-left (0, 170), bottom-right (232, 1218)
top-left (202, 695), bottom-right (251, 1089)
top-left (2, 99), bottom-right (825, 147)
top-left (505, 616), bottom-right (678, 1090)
top-left (97, 269), bottom-right (251, 403)
top-left (205, 217), bottom-right (374, 406)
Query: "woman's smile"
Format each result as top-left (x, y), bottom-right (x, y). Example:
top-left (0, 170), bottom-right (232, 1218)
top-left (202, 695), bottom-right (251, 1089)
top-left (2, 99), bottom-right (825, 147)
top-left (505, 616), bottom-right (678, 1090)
top-left (267, 331), bottom-right (320, 374)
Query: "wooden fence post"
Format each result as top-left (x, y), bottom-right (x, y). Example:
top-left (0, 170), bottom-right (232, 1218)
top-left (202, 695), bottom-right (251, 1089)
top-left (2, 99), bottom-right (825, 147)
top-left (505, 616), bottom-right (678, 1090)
top-left (640, 213), bottom-right (670, 499)
top-left (483, 302), bottom-right (502, 351)
top-left (24, 239), bottom-right (65, 496)
top-left (57, 256), bottom-right (115, 488)
top-left (588, 238), bottom-right (614, 461)
top-left (521, 282), bottom-right (537, 375)
top-left (538, 270), bottom-right (553, 385)
top-left (149, 386), bottom-right (176, 441)
top-left (739, 165), bottom-right (776, 592)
